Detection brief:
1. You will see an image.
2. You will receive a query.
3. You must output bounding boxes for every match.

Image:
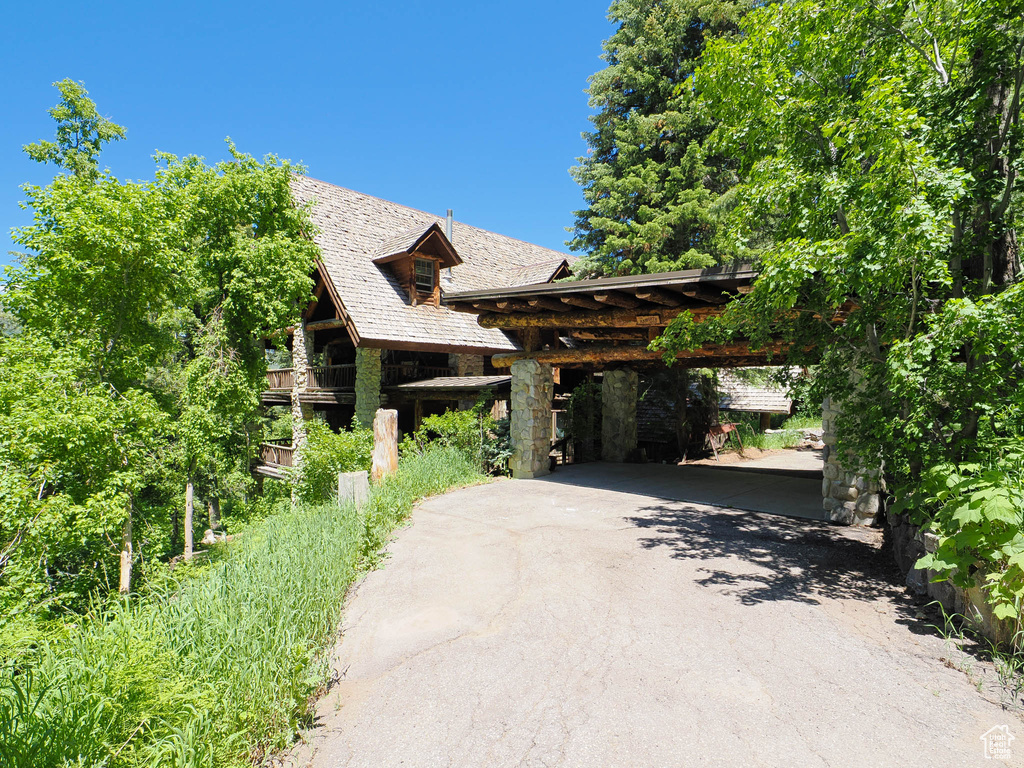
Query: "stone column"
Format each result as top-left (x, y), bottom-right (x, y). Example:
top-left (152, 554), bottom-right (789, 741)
top-left (355, 347), bottom-right (382, 428)
top-left (821, 396), bottom-right (882, 526)
top-left (601, 368), bottom-right (638, 462)
top-left (291, 321), bottom-right (315, 451)
top-left (510, 359), bottom-right (554, 479)
top-left (448, 353), bottom-right (485, 376)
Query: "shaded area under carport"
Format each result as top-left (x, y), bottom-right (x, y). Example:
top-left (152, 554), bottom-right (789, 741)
top-left (542, 460), bottom-right (828, 521)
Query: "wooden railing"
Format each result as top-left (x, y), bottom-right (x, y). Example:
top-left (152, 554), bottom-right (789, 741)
top-left (260, 442), bottom-right (294, 468)
top-left (266, 364), bottom-right (454, 391)
top-left (266, 368), bottom-right (294, 390)
top-left (381, 364), bottom-right (454, 386)
top-left (307, 364), bottom-right (356, 390)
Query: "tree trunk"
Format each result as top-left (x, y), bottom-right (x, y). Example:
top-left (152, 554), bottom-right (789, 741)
top-left (208, 496), bottom-right (220, 531)
top-left (118, 508), bottom-right (132, 595)
top-left (184, 469), bottom-right (195, 560)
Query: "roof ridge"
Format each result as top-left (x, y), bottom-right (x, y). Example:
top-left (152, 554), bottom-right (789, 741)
top-left (293, 173), bottom-right (574, 261)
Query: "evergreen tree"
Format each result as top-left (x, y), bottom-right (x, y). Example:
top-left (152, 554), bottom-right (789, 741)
top-left (569, 0), bottom-right (752, 277)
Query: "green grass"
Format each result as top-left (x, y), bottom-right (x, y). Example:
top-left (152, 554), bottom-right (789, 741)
top-left (0, 446), bottom-right (483, 768)
top-left (718, 411), bottom-right (823, 453)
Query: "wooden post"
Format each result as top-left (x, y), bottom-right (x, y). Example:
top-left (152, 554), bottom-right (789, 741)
top-left (371, 408), bottom-right (399, 482)
top-left (759, 412), bottom-right (772, 431)
top-left (338, 470), bottom-right (370, 509)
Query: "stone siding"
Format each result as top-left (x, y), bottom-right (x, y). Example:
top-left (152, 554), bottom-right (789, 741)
top-left (291, 322), bottom-right (314, 452)
top-left (821, 397), bottom-right (882, 526)
top-left (448, 353), bottom-right (485, 377)
top-left (602, 368), bottom-right (638, 462)
top-left (355, 347), bottom-right (382, 427)
top-left (510, 359), bottom-right (553, 479)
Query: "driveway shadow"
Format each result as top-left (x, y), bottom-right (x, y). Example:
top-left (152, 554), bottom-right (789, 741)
top-left (626, 499), bottom-right (908, 608)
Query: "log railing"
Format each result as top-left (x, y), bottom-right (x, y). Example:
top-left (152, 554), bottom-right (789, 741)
top-left (381, 364), bottom-right (454, 386)
top-left (307, 364), bottom-right (356, 390)
top-left (260, 442), bottom-right (294, 467)
top-left (266, 368), bottom-right (294, 390)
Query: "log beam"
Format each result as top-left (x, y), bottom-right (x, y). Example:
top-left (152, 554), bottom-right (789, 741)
top-left (635, 288), bottom-right (682, 306)
top-left (560, 295), bottom-right (604, 310)
top-left (492, 341), bottom-right (791, 368)
top-left (479, 305), bottom-right (722, 329)
top-left (528, 297), bottom-right (571, 313)
top-left (594, 291), bottom-right (641, 309)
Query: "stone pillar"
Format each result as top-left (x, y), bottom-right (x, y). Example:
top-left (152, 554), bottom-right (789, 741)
top-left (510, 359), bottom-right (554, 479)
top-left (355, 347), bottom-right (382, 427)
top-left (291, 321), bottom-right (315, 451)
top-left (821, 396), bottom-right (882, 526)
top-left (601, 368), bottom-right (638, 462)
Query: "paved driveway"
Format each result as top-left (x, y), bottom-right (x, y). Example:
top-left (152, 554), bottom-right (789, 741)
top-left (291, 465), bottom-right (1018, 767)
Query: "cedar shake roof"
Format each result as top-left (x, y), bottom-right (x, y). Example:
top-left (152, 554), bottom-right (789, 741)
top-left (291, 175), bottom-right (574, 353)
top-left (717, 371), bottom-right (793, 414)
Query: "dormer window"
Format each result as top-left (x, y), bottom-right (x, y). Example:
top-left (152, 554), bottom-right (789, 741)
top-left (372, 221), bottom-right (463, 308)
top-left (415, 258), bottom-right (436, 293)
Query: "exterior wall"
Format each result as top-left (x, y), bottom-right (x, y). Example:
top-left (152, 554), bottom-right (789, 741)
top-left (291, 322), bottom-right (315, 451)
top-left (821, 396), bottom-right (882, 526)
top-left (510, 359), bottom-right (554, 479)
top-left (355, 347), bottom-right (382, 427)
top-left (601, 368), bottom-right (638, 463)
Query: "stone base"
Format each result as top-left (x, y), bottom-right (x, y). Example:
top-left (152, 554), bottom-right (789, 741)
top-left (821, 397), bottom-right (882, 526)
top-left (355, 347), bottom-right (382, 427)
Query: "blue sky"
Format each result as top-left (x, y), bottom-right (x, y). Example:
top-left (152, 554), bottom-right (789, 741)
top-left (0, 2), bottom-right (614, 268)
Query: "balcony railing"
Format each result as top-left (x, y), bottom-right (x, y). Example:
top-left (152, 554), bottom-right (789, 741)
top-left (266, 368), bottom-right (294, 390)
top-left (307, 364), bottom-right (356, 390)
top-left (382, 364), bottom-right (454, 386)
top-left (266, 364), bottom-right (455, 392)
top-left (260, 441), bottom-right (294, 468)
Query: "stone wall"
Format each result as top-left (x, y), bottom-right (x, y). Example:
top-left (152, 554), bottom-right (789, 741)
top-left (354, 347), bottom-right (382, 428)
top-left (601, 368), bottom-right (638, 462)
top-left (510, 359), bottom-right (553, 479)
top-left (821, 396), bottom-right (882, 526)
top-left (290, 322), bottom-right (314, 452)
top-left (448, 353), bottom-right (485, 377)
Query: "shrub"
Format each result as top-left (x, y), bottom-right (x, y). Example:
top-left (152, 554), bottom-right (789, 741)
top-left (894, 441), bottom-right (1024, 625)
top-left (401, 405), bottom-right (511, 475)
top-left (293, 420), bottom-right (373, 504)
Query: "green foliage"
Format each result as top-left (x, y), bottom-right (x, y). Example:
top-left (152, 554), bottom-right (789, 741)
top-left (0, 333), bottom-right (172, 621)
top-left (648, 0), bottom-right (1024, 620)
top-left (569, 0), bottom-right (752, 276)
top-left (0, 447), bottom-right (483, 768)
top-left (2, 81), bottom-right (316, 621)
top-left (22, 79), bottom-right (126, 179)
top-left (401, 404), bottom-right (512, 475)
top-left (894, 443), bottom-right (1024, 622)
top-left (294, 421), bottom-right (373, 504)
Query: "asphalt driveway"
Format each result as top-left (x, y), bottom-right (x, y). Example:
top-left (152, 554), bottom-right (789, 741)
top-left (288, 465), bottom-right (1019, 767)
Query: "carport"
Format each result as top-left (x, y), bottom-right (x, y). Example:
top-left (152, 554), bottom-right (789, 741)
top-left (446, 265), bottom-right (882, 526)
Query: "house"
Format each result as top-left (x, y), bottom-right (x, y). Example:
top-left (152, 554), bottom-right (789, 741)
top-left (259, 176), bottom-right (573, 473)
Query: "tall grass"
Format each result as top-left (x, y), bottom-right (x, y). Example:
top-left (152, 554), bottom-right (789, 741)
top-left (0, 447), bottom-right (482, 768)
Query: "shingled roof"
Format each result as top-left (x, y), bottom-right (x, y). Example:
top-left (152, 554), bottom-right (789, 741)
top-left (291, 175), bottom-right (574, 354)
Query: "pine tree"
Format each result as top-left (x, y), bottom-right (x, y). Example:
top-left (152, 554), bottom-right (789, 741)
top-left (569, 0), bottom-right (751, 277)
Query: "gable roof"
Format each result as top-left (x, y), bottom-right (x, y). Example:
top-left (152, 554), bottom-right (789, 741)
top-left (290, 175), bottom-right (575, 353)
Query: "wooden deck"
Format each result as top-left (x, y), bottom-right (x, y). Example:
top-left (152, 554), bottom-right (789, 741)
top-left (263, 364), bottom-right (455, 402)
